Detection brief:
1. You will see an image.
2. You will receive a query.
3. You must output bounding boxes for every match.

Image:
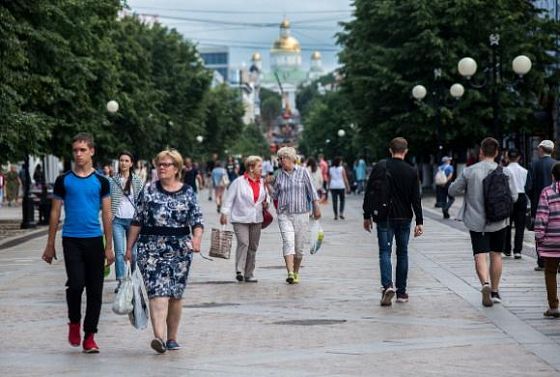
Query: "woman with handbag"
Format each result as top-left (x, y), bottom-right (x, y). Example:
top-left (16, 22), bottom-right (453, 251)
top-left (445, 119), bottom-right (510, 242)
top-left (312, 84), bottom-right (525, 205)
top-left (110, 151), bottom-right (144, 293)
top-left (126, 149), bottom-right (204, 353)
top-left (221, 156), bottom-right (269, 283)
top-left (268, 147), bottom-right (321, 284)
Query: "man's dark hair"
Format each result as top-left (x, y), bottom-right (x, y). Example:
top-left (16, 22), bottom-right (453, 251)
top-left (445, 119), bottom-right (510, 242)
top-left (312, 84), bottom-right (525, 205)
top-left (507, 148), bottom-right (521, 160)
top-left (389, 137), bottom-right (408, 153)
top-left (553, 162), bottom-right (560, 181)
top-left (72, 133), bottom-right (94, 148)
top-left (480, 137), bottom-right (499, 157)
top-left (332, 157), bottom-right (342, 167)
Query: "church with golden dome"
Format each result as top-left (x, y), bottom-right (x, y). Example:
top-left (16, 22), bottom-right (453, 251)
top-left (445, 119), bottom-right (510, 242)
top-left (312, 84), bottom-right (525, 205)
top-left (247, 18), bottom-right (325, 144)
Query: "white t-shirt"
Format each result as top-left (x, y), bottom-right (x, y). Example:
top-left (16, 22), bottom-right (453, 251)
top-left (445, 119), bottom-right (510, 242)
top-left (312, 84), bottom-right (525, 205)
top-left (329, 166), bottom-right (345, 190)
top-left (115, 177), bottom-right (135, 219)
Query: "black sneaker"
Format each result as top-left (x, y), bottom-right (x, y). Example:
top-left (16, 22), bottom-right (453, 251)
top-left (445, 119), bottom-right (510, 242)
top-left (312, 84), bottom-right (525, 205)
top-left (535, 266), bottom-right (545, 272)
top-left (396, 292), bottom-right (409, 303)
top-left (491, 291), bottom-right (502, 304)
top-left (236, 272), bottom-right (244, 282)
top-left (514, 253), bottom-right (522, 259)
top-left (380, 286), bottom-right (395, 306)
top-left (150, 338), bottom-right (167, 354)
top-left (443, 210), bottom-right (450, 219)
top-left (503, 251), bottom-right (512, 257)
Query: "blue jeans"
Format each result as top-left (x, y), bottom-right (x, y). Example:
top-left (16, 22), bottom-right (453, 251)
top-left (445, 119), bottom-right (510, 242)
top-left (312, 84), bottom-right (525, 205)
top-left (112, 217), bottom-right (134, 280)
top-left (376, 220), bottom-right (411, 294)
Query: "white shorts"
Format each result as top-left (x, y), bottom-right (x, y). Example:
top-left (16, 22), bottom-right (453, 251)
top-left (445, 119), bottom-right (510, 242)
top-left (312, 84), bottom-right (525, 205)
top-left (278, 213), bottom-right (310, 257)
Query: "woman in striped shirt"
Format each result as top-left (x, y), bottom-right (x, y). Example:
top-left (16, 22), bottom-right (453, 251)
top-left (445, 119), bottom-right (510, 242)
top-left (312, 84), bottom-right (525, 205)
top-left (268, 147), bottom-right (321, 284)
top-left (535, 162), bottom-right (560, 318)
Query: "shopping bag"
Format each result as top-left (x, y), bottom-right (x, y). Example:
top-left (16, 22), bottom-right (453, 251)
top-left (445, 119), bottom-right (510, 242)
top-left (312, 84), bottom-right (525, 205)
top-left (309, 219), bottom-right (324, 255)
top-left (128, 265), bottom-right (150, 330)
top-left (209, 227), bottom-right (233, 259)
top-left (112, 264), bottom-right (134, 315)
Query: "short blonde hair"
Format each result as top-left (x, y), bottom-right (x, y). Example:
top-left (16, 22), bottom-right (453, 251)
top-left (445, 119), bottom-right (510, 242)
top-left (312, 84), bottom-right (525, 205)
top-left (155, 149), bottom-right (184, 180)
top-left (277, 147), bottom-right (297, 162)
top-left (244, 155), bottom-right (262, 171)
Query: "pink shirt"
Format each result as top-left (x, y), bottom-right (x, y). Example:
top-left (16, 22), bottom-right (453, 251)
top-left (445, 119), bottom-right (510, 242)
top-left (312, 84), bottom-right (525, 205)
top-left (320, 160), bottom-right (329, 182)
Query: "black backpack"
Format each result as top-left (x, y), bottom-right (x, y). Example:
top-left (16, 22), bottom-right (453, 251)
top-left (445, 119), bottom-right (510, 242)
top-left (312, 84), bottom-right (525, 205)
top-left (363, 160), bottom-right (392, 223)
top-left (483, 166), bottom-right (513, 222)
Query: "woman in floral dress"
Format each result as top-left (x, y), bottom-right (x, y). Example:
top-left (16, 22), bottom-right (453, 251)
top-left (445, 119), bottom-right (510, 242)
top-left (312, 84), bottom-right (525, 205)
top-left (126, 149), bottom-right (204, 354)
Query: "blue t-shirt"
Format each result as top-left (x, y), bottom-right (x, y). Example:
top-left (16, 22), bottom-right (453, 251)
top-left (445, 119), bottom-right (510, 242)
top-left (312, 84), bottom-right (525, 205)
top-left (53, 171), bottom-right (110, 238)
top-left (438, 163), bottom-right (454, 177)
top-left (355, 159), bottom-right (367, 181)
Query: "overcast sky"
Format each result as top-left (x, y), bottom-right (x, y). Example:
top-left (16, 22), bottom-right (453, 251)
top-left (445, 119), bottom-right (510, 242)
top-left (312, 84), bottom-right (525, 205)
top-left (126, 0), bottom-right (354, 72)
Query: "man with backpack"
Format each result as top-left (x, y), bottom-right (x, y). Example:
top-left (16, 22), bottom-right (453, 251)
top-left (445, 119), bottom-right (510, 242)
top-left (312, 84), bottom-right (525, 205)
top-left (363, 137), bottom-right (424, 306)
top-left (435, 156), bottom-right (455, 219)
top-left (449, 137), bottom-right (517, 307)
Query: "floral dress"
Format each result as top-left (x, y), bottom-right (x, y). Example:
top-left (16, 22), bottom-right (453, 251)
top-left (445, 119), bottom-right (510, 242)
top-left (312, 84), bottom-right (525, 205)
top-left (132, 181), bottom-right (204, 299)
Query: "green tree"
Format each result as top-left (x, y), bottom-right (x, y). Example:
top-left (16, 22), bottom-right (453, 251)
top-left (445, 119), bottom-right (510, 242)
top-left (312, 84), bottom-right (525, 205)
top-left (337, 0), bottom-right (560, 159)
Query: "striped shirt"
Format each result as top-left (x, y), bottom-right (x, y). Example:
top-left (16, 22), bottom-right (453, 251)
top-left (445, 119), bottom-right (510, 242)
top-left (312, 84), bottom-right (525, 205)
top-left (535, 181), bottom-right (560, 258)
top-left (272, 165), bottom-right (319, 214)
top-left (109, 173), bottom-right (144, 218)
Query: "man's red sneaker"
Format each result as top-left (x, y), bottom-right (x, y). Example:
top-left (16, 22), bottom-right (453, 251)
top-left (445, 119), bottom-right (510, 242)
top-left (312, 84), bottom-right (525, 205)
top-left (82, 333), bottom-right (99, 353)
top-left (68, 322), bottom-right (81, 347)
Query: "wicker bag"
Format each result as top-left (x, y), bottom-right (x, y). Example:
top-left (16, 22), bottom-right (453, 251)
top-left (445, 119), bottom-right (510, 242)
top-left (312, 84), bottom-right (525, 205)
top-left (209, 227), bottom-right (233, 259)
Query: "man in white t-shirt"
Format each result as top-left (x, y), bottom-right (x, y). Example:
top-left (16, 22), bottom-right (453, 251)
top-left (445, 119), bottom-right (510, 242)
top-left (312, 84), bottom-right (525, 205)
top-left (505, 149), bottom-right (528, 259)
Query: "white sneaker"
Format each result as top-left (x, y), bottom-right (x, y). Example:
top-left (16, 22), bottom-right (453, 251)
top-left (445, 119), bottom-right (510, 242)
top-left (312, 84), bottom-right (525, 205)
top-left (380, 287), bottom-right (395, 306)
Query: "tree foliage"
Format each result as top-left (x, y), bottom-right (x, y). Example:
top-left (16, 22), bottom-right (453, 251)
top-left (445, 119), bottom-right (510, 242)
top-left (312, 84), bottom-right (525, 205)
top-left (0, 1), bottom-right (244, 164)
top-left (337, 0), bottom-right (560, 159)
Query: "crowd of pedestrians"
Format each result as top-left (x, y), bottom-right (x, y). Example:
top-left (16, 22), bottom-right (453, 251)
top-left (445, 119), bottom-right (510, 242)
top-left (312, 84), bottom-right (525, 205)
top-left (35, 131), bottom-right (560, 357)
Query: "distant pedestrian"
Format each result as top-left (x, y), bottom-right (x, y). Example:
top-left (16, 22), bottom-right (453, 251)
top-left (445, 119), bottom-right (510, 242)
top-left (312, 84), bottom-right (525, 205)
top-left (0, 169), bottom-right (4, 206)
top-left (527, 140), bottom-right (557, 271)
top-left (504, 149), bottom-right (528, 259)
top-left (262, 156), bottom-right (274, 178)
top-left (354, 157), bottom-right (367, 194)
top-left (449, 137), bottom-right (517, 307)
top-left (5, 165), bottom-right (21, 206)
top-left (329, 157), bottom-right (350, 220)
top-left (182, 158), bottom-right (201, 193)
top-left (102, 164), bottom-right (113, 178)
top-left (212, 162), bottom-right (228, 213)
top-left (42, 133), bottom-right (114, 353)
top-left (226, 156), bottom-right (239, 184)
top-left (33, 163), bottom-right (46, 188)
top-left (126, 149), bottom-right (204, 353)
top-left (534, 162), bottom-right (560, 318)
top-left (135, 160), bottom-right (148, 184)
top-left (363, 137), bottom-right (424, 306)
top-left (206, 153), bottom-right (218, 201)
top-left (436, 156), bottom-right (455, 219)
top-left (306, 158), bottom-right (324, 200)
top-left (318, 154), bottom-right (329, 203)
top-left (221, 156), bottom-right (268, 283)
top-left (109, 151), bottom-right (144, 293)
top-left (268, 147), bottom-right (321, 284)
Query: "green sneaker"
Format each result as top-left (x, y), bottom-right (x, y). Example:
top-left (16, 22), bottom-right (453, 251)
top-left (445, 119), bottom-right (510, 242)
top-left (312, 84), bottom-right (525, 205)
top-left (293, 272), bottom-right (300, 284)
top-left (286, 272), bottom-right (295, 284)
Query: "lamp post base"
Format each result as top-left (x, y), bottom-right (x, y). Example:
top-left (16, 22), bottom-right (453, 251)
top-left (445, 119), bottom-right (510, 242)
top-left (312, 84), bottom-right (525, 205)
top-left (21, 196), bottom-right (36, 229)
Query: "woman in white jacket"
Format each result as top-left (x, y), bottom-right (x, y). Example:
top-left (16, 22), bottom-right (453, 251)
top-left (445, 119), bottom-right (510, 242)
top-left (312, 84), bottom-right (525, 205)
top-left (220, 156), bottom-right (268, 283)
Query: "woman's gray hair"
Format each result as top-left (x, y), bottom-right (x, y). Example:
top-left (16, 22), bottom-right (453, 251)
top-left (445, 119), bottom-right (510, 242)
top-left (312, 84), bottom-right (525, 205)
top-left (277, 147), bottom-right (298, 162)
top-left (244, 155), bottom-right (262, 170)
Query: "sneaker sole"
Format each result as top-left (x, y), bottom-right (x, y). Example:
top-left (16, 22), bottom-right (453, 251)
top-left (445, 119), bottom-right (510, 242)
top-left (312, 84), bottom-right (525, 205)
top-left (82, 348), bottom-right (99, 354)
top-left (150, 339), bottom-right (167, 354)
top-left (482, 285), bottom-right (493, 307)
top-left (396, 298), bottom-right (408, 303)
top-left (544, 312), bottom-right (560, 318)
top-left (380, 290), bottom-right (395, 306)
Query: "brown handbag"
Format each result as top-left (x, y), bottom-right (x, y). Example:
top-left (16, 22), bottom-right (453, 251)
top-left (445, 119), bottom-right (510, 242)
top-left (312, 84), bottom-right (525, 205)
top-left (261, 190), bottom-right (273, 229)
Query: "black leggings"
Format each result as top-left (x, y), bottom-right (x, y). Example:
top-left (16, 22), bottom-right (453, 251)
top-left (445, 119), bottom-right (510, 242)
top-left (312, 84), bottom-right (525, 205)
top-left (331, 189), bottom-right (345, 216)
top-left (63, 237), bottom-right (105, 334)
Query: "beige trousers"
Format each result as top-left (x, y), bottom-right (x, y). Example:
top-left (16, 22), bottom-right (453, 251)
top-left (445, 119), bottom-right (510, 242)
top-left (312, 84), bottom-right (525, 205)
top-left (232, 223), bottom-right (262, 278)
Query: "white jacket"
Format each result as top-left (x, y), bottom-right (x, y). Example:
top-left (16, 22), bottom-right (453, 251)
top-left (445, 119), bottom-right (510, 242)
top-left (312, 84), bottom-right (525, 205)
top-left (221, 176), bottom-right (267, 223)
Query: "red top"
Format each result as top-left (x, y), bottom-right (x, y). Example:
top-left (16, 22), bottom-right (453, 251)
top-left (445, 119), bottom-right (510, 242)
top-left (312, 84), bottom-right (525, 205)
top-left (244, 173), bottom-right (260, 203)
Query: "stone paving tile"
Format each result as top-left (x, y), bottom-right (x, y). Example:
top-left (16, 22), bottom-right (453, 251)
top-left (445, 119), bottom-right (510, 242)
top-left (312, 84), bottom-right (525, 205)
top-left (0, 192), bottom-right (559, 376)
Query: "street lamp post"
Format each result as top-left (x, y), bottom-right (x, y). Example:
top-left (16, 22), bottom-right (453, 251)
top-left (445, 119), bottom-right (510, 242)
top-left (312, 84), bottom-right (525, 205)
top-left (412, 69), bottom-right (464, 160)
top-left (20, 153), bottom-right (36, 229)
top-left (457, 34), bottom-right (532, 146)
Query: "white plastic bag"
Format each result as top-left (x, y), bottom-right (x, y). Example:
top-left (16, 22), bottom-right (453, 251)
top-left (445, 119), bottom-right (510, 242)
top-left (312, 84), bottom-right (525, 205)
top-left (435, 169), bottom-right (447, 186)
top-left (112, 265), bottom-right (134, 315)
top-left (309, 219), bottom-right (324, 255)
top-left (128, 265), bottom-right (150, 330)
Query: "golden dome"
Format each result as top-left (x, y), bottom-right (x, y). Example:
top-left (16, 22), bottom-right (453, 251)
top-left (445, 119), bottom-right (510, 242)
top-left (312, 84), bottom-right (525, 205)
top-left (252, 52), bottom-right (262, 61)
top-left (311, 51), bottom-right (321, 60)
top-left (272, 36), bottom-right (301, 52)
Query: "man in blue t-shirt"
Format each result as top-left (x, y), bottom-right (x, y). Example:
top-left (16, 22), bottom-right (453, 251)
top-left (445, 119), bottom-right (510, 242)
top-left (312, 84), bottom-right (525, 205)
top-left (42, 133), bottom-right (114, 354)
top-left (437, 156), bottom-right (455, 219)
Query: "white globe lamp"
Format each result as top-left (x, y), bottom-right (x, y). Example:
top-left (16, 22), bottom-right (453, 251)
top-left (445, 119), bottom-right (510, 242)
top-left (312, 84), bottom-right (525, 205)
top-left (338, 129), bottom-right (346, 137)
top-left (458, 57), bottom-right (478, 78)
top-left (450, 83), bottom-right (465, 99)
top-left (106, 100), bottom-right (119, 113)
top-left (412, 85), bottom-right (427, 100)
top-left (512, 55), bottom-right (532, 76)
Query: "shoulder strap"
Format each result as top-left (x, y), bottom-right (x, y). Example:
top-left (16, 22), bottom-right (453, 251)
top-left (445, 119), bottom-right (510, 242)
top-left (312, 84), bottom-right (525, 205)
top-left (113, 176), bottom-right (137, 210)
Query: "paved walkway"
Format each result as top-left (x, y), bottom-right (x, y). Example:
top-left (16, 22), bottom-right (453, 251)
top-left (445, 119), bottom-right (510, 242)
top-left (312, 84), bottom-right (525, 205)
top-left (0, 190), bottom-right (559, 376)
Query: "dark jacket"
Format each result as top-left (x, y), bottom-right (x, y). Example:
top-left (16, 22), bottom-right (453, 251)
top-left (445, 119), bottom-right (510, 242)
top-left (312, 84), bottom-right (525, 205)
top-left (364, 158), bottom-right (423, 225)
top-left (527, 156), bottom-right (557, 216)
